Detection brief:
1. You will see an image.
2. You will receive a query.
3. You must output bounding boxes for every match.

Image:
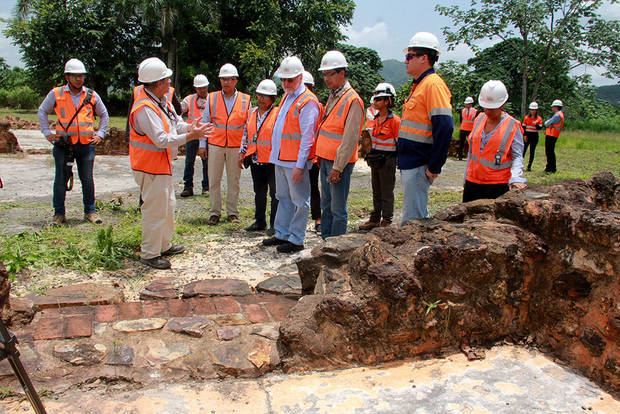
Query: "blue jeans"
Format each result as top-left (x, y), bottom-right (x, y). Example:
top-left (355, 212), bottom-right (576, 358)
top-left (319, 159), bottom-right (354, 239)
top-left (273, 165), bottom-right (311, 246)
top-left (52, 142), bottom-right (96, 215)
top-left (183, 139), bottom-right (208, 190)
top-left (400, 165), bottom-right (433, 225)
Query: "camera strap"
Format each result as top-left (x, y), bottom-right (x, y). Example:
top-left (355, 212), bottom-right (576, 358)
top-left (56, 88), bottom-right (94, 133)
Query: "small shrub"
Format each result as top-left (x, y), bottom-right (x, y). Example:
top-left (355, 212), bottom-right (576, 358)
top-left (0, 86), bottom-right (42, 109)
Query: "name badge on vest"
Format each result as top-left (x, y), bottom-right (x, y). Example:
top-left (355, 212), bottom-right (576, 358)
top-left (252, 134), bottom-right (257, 144)
top-left (495, 154), bottom-right (502, 165)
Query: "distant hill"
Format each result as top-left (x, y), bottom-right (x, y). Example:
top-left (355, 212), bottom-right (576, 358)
top-left (380, 59), bottom-right (410, 89)
top-left (596, 84), bottom-right (620, 106)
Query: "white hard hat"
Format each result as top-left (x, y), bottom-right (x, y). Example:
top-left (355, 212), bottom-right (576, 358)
top-left (529, 102), bottom-right (539, 110)
top-left (478, 80), bottom-right (509, 109)
top-left (302, 71), bottom-right (315, 86)
top-left (464, 96), bottom-right (474, 104)
top-left (318, 50), bottom-right (348, 71)
top-left (138, 57), bottom-right (172, 83)
top-left (551, 99), bottom-right (563, 107)
top-left (256, 79), bottom-right (278, 96)
top-left (276, 56), bottom-right (304, 79)
top-left (404, 32), bottom-right (440, 54)
top-left (219, 63), bottom-right (239, 78)
top-left (193, 74), bottom-right (209, 88)
top-left (374, 82), bottom-right (396, 98)
top-left (64, 58), bottom-right (87, 74)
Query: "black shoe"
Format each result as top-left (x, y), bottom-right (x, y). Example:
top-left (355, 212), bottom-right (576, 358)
top-left (161, 244), bottom-right (186, 256)
top-left (208, 215), bottom-right (220, 225)
top-left (315, 223), bottom-right (322, 234)
top-left (245, 222), bottom-right (267, 232)
top-left (140, 256), bottom-right (171, 269)
top-left (276, 242), bottom-right (304, 253)
top-left (266, 227), bottom-right (275, 236)
top-left (262, 237), bottom-right (287, 246)
top-left (526, 167), bottom-right (531, 172)
top-left (180, 188), bottom-right (193, 197)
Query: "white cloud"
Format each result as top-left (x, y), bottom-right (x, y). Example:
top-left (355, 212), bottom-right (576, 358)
top-left (598, 1), bottom-right (620, 20)
top-left (341, 22), bottom-right (390, 51)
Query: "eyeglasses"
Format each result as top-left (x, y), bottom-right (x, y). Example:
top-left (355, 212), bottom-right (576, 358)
top-left (405, 52), bottom-right (425, 62)
top-left (322, 70), bottom-right (338, 77)
top-left (373, 96), bottom-right (388, 102)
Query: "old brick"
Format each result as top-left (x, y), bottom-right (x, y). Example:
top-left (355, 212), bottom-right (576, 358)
top-left (144, 301), bottom-right (168, 318)
top-left (242, 303), bottom-right (271, 324)
top-left (191, 297), bottom-right (217, 315)
top-left (117, 302), bottom-right (144, 320)
top-left (34, 318), bottom-right (64, 340)
top-left (213, 296), bottom-right (241, 314)
top-left (95, 305), bottom-right (118, 323)
top-left (64, 314), bottom-right (93, 339)
top-left (167, 299), bottom-right (192, 317)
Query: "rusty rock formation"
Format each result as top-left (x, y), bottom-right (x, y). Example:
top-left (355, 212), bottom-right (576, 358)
top-left (0, 121), bottom-right (22, 153)
top-left (282, 172), bottom-right (620, 393)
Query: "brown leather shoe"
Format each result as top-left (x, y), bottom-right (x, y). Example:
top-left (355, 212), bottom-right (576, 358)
top-left (140, 256), bottom-right (171, 270)
top-left (52, 214), bottom-right (66, 226)
top-left (359, 220), bottom-right (380, 231)
top-left (208, 215), bottom-right (220, 225)
top-left (227, 215), bottom-right (240, 223)
top-left (180, 188), bottom-right (193, 197)
top-left (380, 219), bottom-right (391, 227)
top-left (84, 213), bottom-right (103, 224)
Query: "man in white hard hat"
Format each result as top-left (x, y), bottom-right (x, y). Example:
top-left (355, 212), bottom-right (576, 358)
top-left (38, 58), bottom-right (110, 226)
top-left (315, 50), bottom-right (365, 239)
top-left (128, 57), bottom-right (213, 269)
top-left (179, 74), bottom-right (210, 197)
top-left (543, 99), bottom-right (564, 173)
top-left (458, 96), bottom-right (478, 160)
top-left (261, 56), bottom-right (320, 253)
top-left (398, 32), bottom-right (453, 224)
top-left (238, 79), bottom-right (279, 235)
top-left (200, 63), bottom-right (251, 224)
top-left (463, 80), bottom-right (526, 202)
top-left (302, 70), bottom-right (322, 234)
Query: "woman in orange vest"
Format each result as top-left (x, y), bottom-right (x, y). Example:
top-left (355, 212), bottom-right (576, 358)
top-left (463, 80), bottom-right (527, 202)
top-left (238, 79), bottom-right (279, 235)
top-left (521, 102), bottom-right (543, 171)
top-left (543, 100), bottom-right (565, 174)
top-left (359, 83), bottom-right (401, 230)
top-left (458, 97), bottom-right (478, 160)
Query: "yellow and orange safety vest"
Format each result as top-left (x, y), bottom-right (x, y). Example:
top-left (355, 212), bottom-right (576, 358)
top-left (53, 86), bottom-right (96, 145)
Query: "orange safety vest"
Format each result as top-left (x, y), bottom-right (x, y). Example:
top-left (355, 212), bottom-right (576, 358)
top-left (399, 73), bottom-right (452, 145)
top-left (316, 87), bottom-right (364, 163)
top-left (53, 86), bottom-right (96, 145)
top-left (369, 113), bottom-right (401, 152)
top-left (185, 93), bottom-right (206, 121)
top-left (277, 89), bottom-right (322, 162)
top-left (461, 107), bottom-right (476, 132)
top-left (522, 114), bottom-right (543, 133)
top-left (466, 113), bottom-right (520, 185)
top-left (128, 85), bottom-right (173, 175)
top-left (208, 90), bottom-right (251, 148)
top-left (245, 106), bottom-right (278, 163)
top-left (545, 111), bottom-right (564, 138)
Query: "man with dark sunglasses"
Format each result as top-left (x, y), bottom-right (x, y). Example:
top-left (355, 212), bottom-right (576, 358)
top-left (398, 32), bottom-right (453, 224)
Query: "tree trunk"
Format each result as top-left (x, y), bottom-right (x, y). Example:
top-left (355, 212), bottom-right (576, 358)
top-left (521, 55), bottom-right (528, 117)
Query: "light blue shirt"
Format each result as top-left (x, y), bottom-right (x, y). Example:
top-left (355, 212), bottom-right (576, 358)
top-left (269, 84), bottom-right (319, 169)
top-left (199, 90), bottom-right (239, 149)
top-left (38, 84), bottom-right (109, 138)
top-left (544, 111), bottom-right (563, 127)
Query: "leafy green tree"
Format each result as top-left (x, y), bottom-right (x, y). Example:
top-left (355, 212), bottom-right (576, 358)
top-left (435, 60), bottom-right (482, 113)
top-left (334, 43), bottom-right (383, 105)
top-left (436, 0), bottom-right (620, 116)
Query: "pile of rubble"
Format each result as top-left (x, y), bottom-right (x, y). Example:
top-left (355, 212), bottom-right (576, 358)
top-left (0, 121), bottom-right (22, 153)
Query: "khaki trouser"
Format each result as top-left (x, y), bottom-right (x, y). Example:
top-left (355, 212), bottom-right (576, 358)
top-left (133, 171), bottom-right (175, 259)
top-left (208, 144), bottom-right (241, 217)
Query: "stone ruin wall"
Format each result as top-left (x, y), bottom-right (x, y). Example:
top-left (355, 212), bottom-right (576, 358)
top-left (282, 172), bottom-right (620, 395)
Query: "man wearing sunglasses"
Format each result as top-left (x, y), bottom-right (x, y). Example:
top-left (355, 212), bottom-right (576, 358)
top-left (398, 32), bottom-right (453, 225)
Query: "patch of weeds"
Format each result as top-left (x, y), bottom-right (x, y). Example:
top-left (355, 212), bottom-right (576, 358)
top-left (0, 241), bottom-right (39, 279)
top-left (0, 386), bottom-right (17, 400)
top-left (423, 299), bottom-right (441, 316)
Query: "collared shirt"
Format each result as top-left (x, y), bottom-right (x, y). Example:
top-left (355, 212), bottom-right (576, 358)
top-left (239, 105), bottom-right (274, 164)
top-left (322, 80), bottom-right (364, 171)
top-left (199, 89), bottom-right (240, 149)
top-left (38, 84), bottom-right (109, 138)
top-left (131, 88), bottom-right (189, 148)
top-left (269, 83), bottom-right (319, 169)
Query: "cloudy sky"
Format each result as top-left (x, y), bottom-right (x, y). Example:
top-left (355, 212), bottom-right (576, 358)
top-left (1, 0), bottom-right (618, 85)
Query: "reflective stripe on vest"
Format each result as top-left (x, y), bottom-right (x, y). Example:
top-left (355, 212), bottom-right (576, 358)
top-left (545, 111), bottom-right (564, 138)
top-left (523, 114), bottom-right (542, 133)
top-left (278, 89), bottom-right (322, 162)
top-left (245, 106), bottom-right (277, 164)
top-left (461, 108), bottom-right (476, 131)
top-left (369, 114), bottom-right (400, 152)
top-left (53, 86), bottom-right (95, 145)
top-left (128, 85), bottom-right (173, 175)
top-left (209, 91), bottom-right (250, 148)
top-left (466, 113), bottom-right (519, 184)
top-left (187, 94), bottom-right (204, 121)
top-left (316, 88), bottom-right (364, 163)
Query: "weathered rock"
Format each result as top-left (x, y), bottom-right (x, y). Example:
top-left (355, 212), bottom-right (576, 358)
top-left (0, 123), bottom-right (22, 153)
top-left (255, 275), bottom-right (302, 296)
top-left (28, 282), bottom-right (124, 310)
top-left (210, 313), bottom-right (248, 326)
top-left (211, 336), bottom-right (279, 378)
top-left (0, 262), bottom-right (10, 318)
top-left (53, 343), bottom-right (106, 366)
top-left (280, 173), bottom-right (620, 394)
top-left (104, 344), bottom-right (134, 366)
top-left (6, 295), bottom-right (35, 325)
top-left (217, 327), bottom-right (241, 341)
top-left (140, 278), bottom-right (178, 300)
top-left (145, 339), bottom-right (190, 365)
top-left (167, 316), bottom-right (211, 337)
top-left (113, 318), bottom-right (167, 333)
top-left (182, 279), bottom-right (252, 298)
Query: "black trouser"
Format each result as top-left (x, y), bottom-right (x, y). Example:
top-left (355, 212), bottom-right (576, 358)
top-left (250, 163), bottom-right (278, 228)
top-left (544, 135), bottom-right (557, 173)
top-left (183, 139), bottom-right (209, 190)
top-left (309, 162), bottom-right (321, 220)
top-left (370, 153), bottom-right (397, 223)
top-left (458, 129), bottom-right (471, 160)
top-left (522, 132), bottom-right (539, 170)
top-left (462, 180), bottom-right (509, 203)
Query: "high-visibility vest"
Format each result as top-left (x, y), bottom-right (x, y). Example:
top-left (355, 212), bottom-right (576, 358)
top-left (545, 111), bottom-right (564, 138)
top-left (245, 106), bottom-right (278, 163)
top-left (466, 113), bottom-right (520, 185)
top-left (208, 90), bottom-right (251, 148)
top-left (316, 87), bottom-right (364, 163)
top-left (522, 114), bottom-right (543, 133)
top-left (53, 86), bottom-right (96, 145)
top-left (277, 89), bottom-right (322, 162)
top-left (399, 73), bottom-right (452, 145)
top-left (461, 107), bottom-right (476, 132)
top-left (128, 85), bottom-right (173, 175)
top-left (186, 93), bottom-right (206, 121)
top-left (365, 106), bottom-right (378, 129)
top-left (368, 113), bottom-right (401, 152)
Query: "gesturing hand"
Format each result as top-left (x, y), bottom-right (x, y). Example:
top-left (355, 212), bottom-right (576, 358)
top-left (187, 121), bottom-right (214, 141)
